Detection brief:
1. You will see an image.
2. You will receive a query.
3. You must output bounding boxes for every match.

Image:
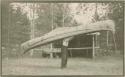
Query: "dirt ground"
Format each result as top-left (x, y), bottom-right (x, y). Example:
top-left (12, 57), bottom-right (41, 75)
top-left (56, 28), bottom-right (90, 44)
top-left (2, 55), bottom-right (123, 75)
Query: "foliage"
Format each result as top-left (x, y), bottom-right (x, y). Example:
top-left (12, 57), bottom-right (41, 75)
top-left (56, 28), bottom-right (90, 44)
top-left (2, 2), bottom-right (30, 48)
top-left (1, 2), bottom-right (124, 57)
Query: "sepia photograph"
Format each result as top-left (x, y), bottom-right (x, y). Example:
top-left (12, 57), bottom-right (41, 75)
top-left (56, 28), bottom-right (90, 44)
top-left (1, 0), bottom-right (124, 76)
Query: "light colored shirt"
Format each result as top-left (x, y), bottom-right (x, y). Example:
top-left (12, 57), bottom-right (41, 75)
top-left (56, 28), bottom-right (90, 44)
top-left (63, 37), bottom-right (73, 46)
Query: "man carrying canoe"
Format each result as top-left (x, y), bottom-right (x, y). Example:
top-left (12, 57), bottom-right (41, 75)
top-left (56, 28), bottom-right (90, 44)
top-left (61, 37), bottom-right (73, 68)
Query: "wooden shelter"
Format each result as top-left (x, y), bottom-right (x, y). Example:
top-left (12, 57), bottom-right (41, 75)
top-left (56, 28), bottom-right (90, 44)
top-left (52, 32), bottom-right (100, 58)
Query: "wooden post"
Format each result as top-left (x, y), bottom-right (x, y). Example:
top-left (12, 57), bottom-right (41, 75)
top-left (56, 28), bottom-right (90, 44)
top-left (30, 19), bottom-right (34, 56)
top-left (95, 34), bottom-right (97, 47)
top-left (112, 32), bottom-right (117, 53)
top-left (106, 31), bottom-right (109, 52)
top-left (92, 35), bottom-right (95, 58)
top-left (30, 4), bottom-right (35, 56)
top-left (7, 7), bottom-right (11, 60)
top-left (62, 11), bottom-right (64, 27)
top-left (50, 3), bottom-right (54, 58)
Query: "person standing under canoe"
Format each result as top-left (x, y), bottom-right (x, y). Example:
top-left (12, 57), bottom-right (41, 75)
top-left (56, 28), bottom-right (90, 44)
top-left (61, 37), bottom-right (73, 68)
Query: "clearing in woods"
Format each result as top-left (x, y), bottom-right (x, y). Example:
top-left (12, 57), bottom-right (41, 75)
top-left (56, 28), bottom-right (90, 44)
top-left (2, 55), bottom-right (123, 75)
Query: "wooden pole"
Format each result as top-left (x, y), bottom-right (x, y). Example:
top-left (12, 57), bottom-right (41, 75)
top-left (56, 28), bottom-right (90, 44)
top-left (92, 35), bottom-right (95, 58)
top-left (7, 7), bottom-right (11, 60)
top-left (62, 12), bottom-right (64, 27)
top-left (106, 31), bottom-right (109, 52)
top-left (95, 33), bottom-right (97, 47)
top-left (30, 4), bottom-right (35, 56)
top-left (51, 3), bottom-right (54, 30)
top-left (30, 20), bottom-right (34, 56)
top-left (112, 32), bottom-right (117, 54)
top-left (50, 3), bottom-right (54, 58)
top-left (62, 4), bottom-right (65, 27)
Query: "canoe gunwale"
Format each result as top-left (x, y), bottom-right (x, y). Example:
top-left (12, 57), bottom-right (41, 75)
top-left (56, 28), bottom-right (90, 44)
top-left (23, 29), bottom-right (113, 52)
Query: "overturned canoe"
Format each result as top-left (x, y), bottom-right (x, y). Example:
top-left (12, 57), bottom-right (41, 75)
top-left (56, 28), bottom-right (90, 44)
top-left (21, 20), bottom-right (115, 53)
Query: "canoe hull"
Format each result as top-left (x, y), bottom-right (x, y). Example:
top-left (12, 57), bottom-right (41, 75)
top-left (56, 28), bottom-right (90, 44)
top-left (21, 20), bottom-right (115, 53)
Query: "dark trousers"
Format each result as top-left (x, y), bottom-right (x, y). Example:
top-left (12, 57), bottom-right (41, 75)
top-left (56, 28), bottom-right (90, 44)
top-left (61, 46), bottom-right (68, 68)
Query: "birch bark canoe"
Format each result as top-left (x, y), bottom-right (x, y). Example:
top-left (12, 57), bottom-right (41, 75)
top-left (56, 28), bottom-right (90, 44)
top-left (21, 20), bottom-right (115, 53)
